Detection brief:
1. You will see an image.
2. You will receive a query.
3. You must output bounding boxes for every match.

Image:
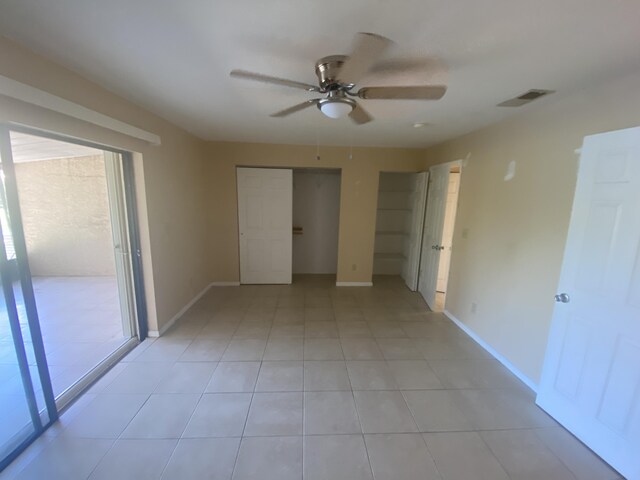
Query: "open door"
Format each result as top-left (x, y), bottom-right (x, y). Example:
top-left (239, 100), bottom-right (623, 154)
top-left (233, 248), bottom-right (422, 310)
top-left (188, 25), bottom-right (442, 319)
top-left (237, 167), bottom-right (293, 284)
top-left (536, 127), bottom-right (640, 480)
top-left (418, 163), bottom-right (450, 308)
top-left (403, 171), bottom-right (428, 291)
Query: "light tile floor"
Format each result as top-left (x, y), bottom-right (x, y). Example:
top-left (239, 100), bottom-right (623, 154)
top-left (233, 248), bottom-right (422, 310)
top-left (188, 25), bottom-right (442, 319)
top-left (0, 277), bottom-right (128, 452)
top-left (0, 275), bottom-right (622, 480)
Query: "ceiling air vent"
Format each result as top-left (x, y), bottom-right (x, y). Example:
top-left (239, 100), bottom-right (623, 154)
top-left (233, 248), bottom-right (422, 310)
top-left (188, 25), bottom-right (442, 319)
top-left (497, 89), bottom-right (555, 107)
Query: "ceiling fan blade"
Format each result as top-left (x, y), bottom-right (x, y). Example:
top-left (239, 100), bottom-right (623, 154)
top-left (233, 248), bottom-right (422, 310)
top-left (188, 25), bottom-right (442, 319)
top-left (270, 99), bottom-right (320, 117)
top-left (337, 32), bottom-right (393, 85)
top-left (357, 85), bottom-right (447, 100)
top-left (230, 70), bottom-right (319, 92)
top-left (368, 57), bottom-right (447, 75)
top-left (349, 101), bottom-right (373, 125)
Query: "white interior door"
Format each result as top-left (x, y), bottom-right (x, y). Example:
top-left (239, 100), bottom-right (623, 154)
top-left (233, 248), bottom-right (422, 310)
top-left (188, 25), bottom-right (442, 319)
top-left (418, 163), bottom-right (450, 308)
top-left (403, 172), bottom-right (428, 291)
top-left (436, 172), bottom-right (460, 292)
top-left (237, 167), bottom-right (292, 284)
top-left (536, 127), bottom-right (640, 480)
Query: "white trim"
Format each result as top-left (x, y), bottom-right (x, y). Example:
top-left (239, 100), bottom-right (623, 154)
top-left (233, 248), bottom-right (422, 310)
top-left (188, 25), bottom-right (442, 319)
top-left (443, 309), bottom-right (539, 393)
top-left (210, 281), bottom-right (241, 286)
top-left (0, 74), bottom-right (161, 145)
top-left (147, 283), bottom-right (212, 337)
top-left (336, 281), bottom-right (373, 287)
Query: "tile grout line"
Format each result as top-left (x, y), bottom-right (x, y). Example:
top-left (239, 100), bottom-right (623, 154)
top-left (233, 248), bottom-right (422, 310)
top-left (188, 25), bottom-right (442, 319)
top-left (229, 359), bottom-right (259, 479)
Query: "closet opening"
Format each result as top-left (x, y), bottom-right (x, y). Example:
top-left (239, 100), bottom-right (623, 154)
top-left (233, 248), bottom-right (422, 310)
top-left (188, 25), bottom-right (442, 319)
top-left (292, 168), bottom-right (341, 287)
top-left (373, 171), bottom-right (428, 291)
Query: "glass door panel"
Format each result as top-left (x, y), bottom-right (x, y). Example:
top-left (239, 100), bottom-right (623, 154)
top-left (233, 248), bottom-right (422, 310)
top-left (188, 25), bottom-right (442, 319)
top-left (7, 131), bottom-right (138, 405)
top-left (0, 126), bottom-right (57, 471)
top-left (0, 125), bottom-right (143, 471)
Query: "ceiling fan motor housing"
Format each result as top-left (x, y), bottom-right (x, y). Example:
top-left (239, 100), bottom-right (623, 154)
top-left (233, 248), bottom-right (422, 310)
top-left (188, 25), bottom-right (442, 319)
top-left (315, 55), bottom-right (353, 90)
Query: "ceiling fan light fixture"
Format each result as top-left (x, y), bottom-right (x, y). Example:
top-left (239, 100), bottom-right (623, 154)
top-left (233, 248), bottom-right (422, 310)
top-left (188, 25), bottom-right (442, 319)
top-left (317, 97), bottom-right (355, 119)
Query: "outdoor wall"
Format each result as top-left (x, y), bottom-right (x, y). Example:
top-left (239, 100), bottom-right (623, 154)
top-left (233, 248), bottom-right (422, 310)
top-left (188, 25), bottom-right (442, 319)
top-left (15, 155), bottom-right (116, 276)
top-left (0, 36), bottom-right (210, 334)
top-left (207, 142), bottom-right (424, 284)
top-left (423, 67), bottom-right (640, 385)
top-left (292, 170), bottom-right (341, 274)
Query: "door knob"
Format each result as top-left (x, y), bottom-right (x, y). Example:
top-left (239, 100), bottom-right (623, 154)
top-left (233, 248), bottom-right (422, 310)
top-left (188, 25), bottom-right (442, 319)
top-left (554, 293), bottom-right (570, 303)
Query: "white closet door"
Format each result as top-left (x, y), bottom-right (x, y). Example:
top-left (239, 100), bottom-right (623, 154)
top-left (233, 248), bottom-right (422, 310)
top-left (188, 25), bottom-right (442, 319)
top-left (418, 163), bottom-right (450, 308)
top-left (237, 168), bottom-right (292, 284)
top-left (536, 127), bottom-right (640, 480)
top-left (403, 171), bottom-right (428, 291)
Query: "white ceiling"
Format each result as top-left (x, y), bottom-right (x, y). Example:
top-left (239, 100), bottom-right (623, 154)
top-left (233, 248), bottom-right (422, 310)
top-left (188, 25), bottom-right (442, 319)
top-left (0, 0), bottom-right (639, 148)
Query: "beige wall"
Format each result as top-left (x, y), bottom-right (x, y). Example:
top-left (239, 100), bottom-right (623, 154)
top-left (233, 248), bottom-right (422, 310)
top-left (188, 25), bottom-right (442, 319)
top-left (207, 142), bottom-right (424, 283)
top-left (0, 36), bottom-right (210, 334)
top-left (424, 68), bottom-right (640, 384)
top-left (15, 155), bottom-right (116, 276)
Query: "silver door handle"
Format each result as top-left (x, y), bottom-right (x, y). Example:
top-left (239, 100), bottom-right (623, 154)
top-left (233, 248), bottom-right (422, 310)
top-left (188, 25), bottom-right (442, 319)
top-left (554, 293), bottom-right (570, 303)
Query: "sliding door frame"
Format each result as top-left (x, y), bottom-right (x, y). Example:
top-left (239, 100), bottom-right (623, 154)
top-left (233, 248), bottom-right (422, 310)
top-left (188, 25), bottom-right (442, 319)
top-left (0, 123), bottom-right (148, 470)
top-left (0, 125), bottom-right (58, 471)
top-left (3, 124), bottom-right (148, 340)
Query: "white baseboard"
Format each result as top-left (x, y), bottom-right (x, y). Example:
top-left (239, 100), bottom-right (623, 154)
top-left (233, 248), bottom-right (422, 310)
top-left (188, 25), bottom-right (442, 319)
top-left (443, 309), bottom-right (538, 393)
top-left (210, 281), bottom-right (240, 286)
top-left (148, 283), bottom-right (213, 337)
top-left (336, 281), bottom-right (373, 287)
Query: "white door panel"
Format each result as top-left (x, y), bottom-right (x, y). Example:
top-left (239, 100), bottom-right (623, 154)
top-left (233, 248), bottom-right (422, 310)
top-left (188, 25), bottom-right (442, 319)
top-left (418, 164), bottom-right (450, 308)
top-left (437, 172), bottom-right (460, 292)
top-left (403, 172), bottom-right (428, 291)
top-left (237, 168), bottom-right (292, 284)
top-left (537, 127), bottom-right (640, 480)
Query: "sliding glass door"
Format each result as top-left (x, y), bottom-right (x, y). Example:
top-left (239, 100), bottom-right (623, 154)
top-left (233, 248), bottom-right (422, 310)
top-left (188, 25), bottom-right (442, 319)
top-left (0, 126), bottom-right (145, 470)
top-left (0, 126), bottom-right (57, 470)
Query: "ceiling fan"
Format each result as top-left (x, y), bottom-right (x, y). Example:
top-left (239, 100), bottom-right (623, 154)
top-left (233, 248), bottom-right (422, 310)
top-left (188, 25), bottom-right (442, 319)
top-left (230, 33), bottom-right (447, 125)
